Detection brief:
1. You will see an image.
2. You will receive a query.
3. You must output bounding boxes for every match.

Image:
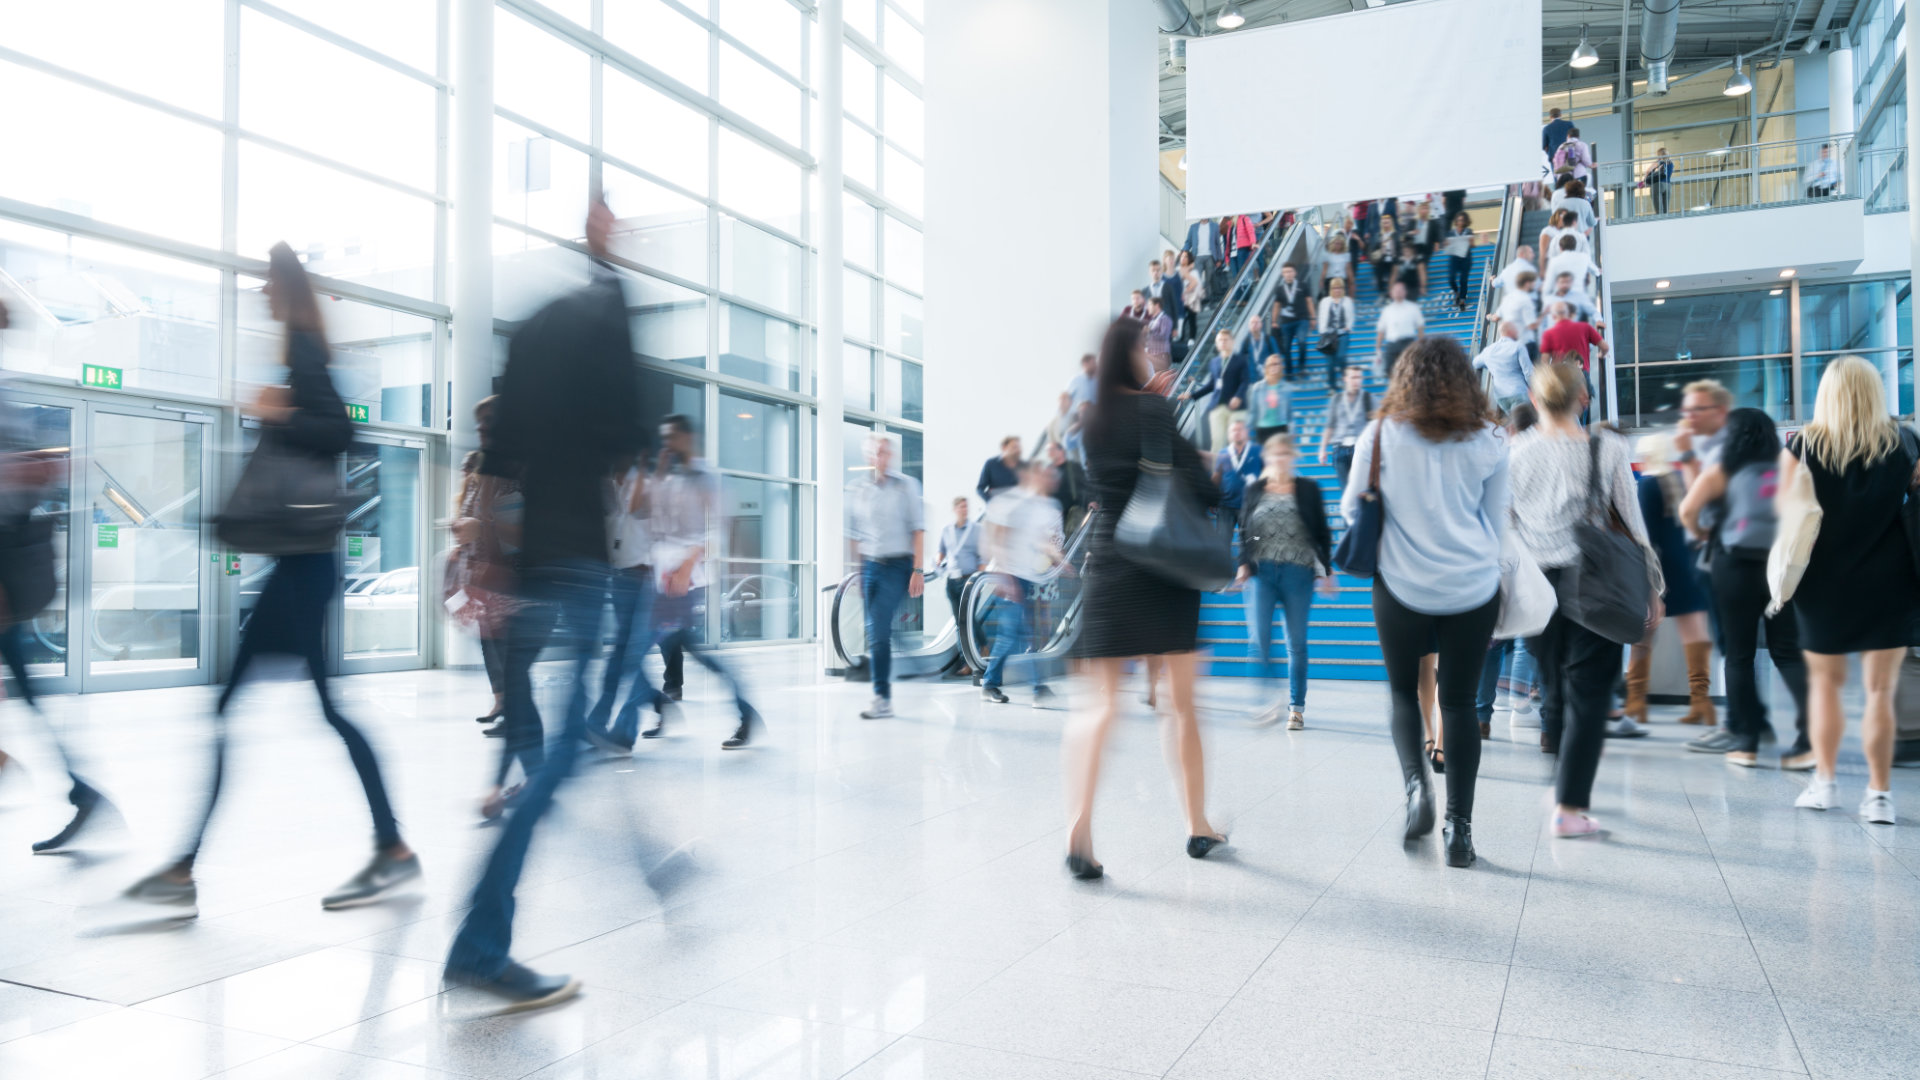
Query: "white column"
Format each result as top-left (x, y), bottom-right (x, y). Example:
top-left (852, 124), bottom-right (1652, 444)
top-left (1907, 15), bottom-right (1920, 398)
top-left (923, 0), bottom-right (1157, 517)
top-left (816, 0), bottom-right (846, 639)
top-left (1827, 48), bottom-right (1855, 136)
top-left (451, 0), bottom-right (494, 464)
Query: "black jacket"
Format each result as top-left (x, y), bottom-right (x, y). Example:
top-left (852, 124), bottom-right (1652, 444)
top-left (977, 456), bottom-right (1019, 502)
top-left (484, 263), bottom-right (646, 567)
top-left (1237, 476), bottom-right (1331, 573)
top-left (273, 330), bottom-right (355, 463)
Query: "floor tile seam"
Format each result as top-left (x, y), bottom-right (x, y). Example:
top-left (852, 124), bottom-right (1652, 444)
top-left (127, 963), bottom-right (457, 1047)
top-left (1484, 1030), bottom-right (1813, 1077)
top-left (1485, 794), bottom-right (1547, 1079)
top-left (1681, 784), bottom-right (1816, 1078)
top-left (29, 935), bottom-right (336, 1012)
top-left (0, 980), bottom-right (123, 1050)
top-left (873, 1031), bottom-right (1164, 1079)
top-left (1498, 955), bottom-right (1775, 996)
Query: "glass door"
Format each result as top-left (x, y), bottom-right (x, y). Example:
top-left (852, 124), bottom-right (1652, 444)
top-left (0, 395), bottom-right (76, 692)
top-left (337, 434), bottom-right (426, 674)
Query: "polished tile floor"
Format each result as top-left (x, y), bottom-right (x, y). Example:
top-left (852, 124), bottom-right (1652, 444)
top-left (1, 648), bottom-right (1917, 1079)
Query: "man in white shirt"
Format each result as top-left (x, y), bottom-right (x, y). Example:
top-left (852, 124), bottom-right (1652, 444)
top-left (1066, 353), bottom-right (1098, 415)
top-left (1496, 245), bottom-right (1537, 294)
top-left (1374, 281), bottom-right (1425, 379)
top-left (1542, 273), bottom-right (1596, 329)
top-left (1543, 235), bottom-right (1598, 298)
top-left (845, 434), bottom-right (925, 719)
top-left (935, 496), bottom-right (983, 675)
top-left (980, 462), bottom-right (1064, 707)
top-left (1494, 270), bottom-right (1541, 357)
top-left (1472, 320), bottom-right (1536, 413)
top-left (1803, 142), bottom-right (1841, 197)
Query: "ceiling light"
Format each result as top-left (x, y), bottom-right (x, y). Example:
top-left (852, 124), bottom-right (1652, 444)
top-left (1770, 288), bottom-right (1784, 295)
top-left (1779, 268), bottom-right (1795, 278)
top-left (1570, 26), bottom-right (1600, 69)
top-left (1655, 280), bottom-right (1670, 289)
top-left (1724, 55), bottom-right (1753, 96)
top-left (1215, 4), bottom-right (1245, 29)
top-left (1652, 298), bottom-right (1666, 305)
top-left (1178, 152), bottom-right (1188, 171)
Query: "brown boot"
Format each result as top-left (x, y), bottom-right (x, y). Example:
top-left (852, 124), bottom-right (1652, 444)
top-left (1678, 641), bottom-right (1717, 726)
top-left (1624, 648), bottom-right (1651, 724)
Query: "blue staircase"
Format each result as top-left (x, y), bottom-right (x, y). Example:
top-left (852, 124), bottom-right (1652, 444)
top-left (1201, 240), bottom-right (1498, 682)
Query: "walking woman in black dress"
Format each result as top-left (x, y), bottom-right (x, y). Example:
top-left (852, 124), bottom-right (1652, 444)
top-left (1062, 318), bottom-right (1227, 880)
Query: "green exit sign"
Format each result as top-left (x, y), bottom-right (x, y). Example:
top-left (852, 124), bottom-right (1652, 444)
top-left (345, 403), bottom-right (371, 423)
top-left (96, 524), bottom-right (118, 548)
top-left (347, 536), bottom-right (364, 558)
top-left (81, 364), bottom-right (123, 389)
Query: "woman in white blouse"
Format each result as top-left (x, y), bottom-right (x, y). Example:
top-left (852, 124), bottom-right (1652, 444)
top-left (1508, 363), bottom-right (1664, 841)
top-left (1315, 277), bottom-right (1357, 388)
top-left (1314, 232), bottom-right (1355, 299)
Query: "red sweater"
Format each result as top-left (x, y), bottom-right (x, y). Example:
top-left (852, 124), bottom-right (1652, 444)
top-left (1540, 320), bottom-right (1604, 368)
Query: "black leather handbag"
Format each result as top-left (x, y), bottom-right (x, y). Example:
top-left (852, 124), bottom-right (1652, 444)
top-left (1113, 409), bottom-right (1235, 591)
top-left (1331, 422), bottom-right (1382, 577)
top-left (1557, 433), bottom-right (1651, 644)
top-left (216, 432), bottom-right (350, 556)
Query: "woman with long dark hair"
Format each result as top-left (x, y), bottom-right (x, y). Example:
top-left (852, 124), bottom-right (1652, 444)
top-left (1061, 317), bottom-right (1226, 880)
top-left (122, 243), bottom-right (419, 918)
top-left (1340, 336), bottom-right (1507, 867)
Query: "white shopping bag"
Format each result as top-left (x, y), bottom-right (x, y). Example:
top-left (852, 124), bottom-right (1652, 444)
top-left (1494, 528), bottom-right (1555, 640)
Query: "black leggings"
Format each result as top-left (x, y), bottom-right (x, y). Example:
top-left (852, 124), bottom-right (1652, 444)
top-left (1531, 567), bottom-right (1621, 809)
top-left (480, 634), bottom-right (506, 696)
top-left (1373, 580), bottom-right (1500, 821)
top-left (1710, 550), bottom-right (1809, 753)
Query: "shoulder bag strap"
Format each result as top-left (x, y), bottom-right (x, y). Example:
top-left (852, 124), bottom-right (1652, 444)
top-left (1140, 401), bottom-right (1172, 473)
top-left (1368, 420), bottom-right (1383, 494)
top-left (1587, 430), bottom-right (1606, 520)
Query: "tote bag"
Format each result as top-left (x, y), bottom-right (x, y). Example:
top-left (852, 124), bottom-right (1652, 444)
top-left (1331, 422), bottom-right (1383, 577)
top-left (1493, 526), bottom-right (1555, 640)
top-left (215, 432), bottom-right (350, 556)
top-left (1113, 410), bottom-right (1236, 592)
top-left (1766, 437), bottom-right (1823, 616)
top-left (1555, 434), bottom-right (1651, 644)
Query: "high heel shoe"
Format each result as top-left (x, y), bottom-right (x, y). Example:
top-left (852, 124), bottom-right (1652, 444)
top-left (1186, 834), bottom-right (1229, 859)
top-left (1403, 776), bottom-right (1435, 840)
top-left (1065, 853), bottom-right (1104, 880)
top-left (1425, 740), bottom-right (1445, 774)
top-left (1444, 815), bottom-right (1475, 868)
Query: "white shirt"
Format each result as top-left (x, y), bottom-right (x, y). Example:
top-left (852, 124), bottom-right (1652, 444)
top-left (1538, 225), bottom-right (1589, 258)
top-left (1317, 297), bottom-right (1355, 335)
top-left (1544, 250), bottom-right (1598, 295)
top-left (1340, 418), bottom-right (1509, 615)
top-left (1496, 289), bottom-right (1540, 342)
top-left (1376, 300), bottom-right (1425, 342)
top-left (984, 488), bottom-right (1062, 583)
top-left (1542, 289), bottom-right (1596, 329)
top-left (1509, 428), bottom-right (1661, 591)
top-left (605, 466), bottom-right (650, 570)
top-left (1496, 258), bottom-right (1537, 293)
top-left (1472, 337), bottom-right (1536, 401)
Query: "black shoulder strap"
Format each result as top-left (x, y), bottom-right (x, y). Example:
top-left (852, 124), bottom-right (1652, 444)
top-left (1588, 431), bottom-right (1607, 517)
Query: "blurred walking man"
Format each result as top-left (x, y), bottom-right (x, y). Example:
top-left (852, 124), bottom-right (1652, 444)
top-left (847, 434), bottom-right (924, 719)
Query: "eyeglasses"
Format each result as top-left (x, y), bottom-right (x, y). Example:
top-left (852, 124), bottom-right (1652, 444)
top-left (1680, 404), bottom-right (1725, 415)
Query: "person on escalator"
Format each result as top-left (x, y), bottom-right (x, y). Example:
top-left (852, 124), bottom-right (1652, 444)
top-left (980, 461), bottom-right (1063, 707)
top-left (1045, 440), bottom-right (1091, 535)
top-left (1269, 265), bottom-right (1315, 381)
top-left (1368, 224), bottom-right (1400, 297)
top-left (1180, 329), bottom-right (1253, 451)
top-left (1143, 296), bottom-right (1174, 371)
top-left (848, 433), bottom-right (926, 721)
top-left (1320, 365), bottom-right (1373, 494)
top-left (935, 496), bottom-right (983, 678)
top-left (1249, 356), bottom-right (1293, 444)
top-left (976, 435), bottom-right (1021, 502)
top-left (1179, 254), bottom-right (1208, 343)
top-left (1407, 202), bottom-right (1442, 298)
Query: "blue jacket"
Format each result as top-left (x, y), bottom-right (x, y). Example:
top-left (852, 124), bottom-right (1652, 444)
top-left (1183, 220), bottom-right (1218, 259)
top-left (1214, 442), bottom-right (1264, 509)
top-left (1191, 343), bottom-right (1254, 412)
top-left (1542, 118), bottom-right (1573, 158)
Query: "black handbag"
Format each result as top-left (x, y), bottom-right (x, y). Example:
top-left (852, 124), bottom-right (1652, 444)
top-left (1316, 331), bottom-right (1345, 357)
top-left (215, 431), bottom-right (350, 556)
top-left (0, 511), bottom-right (55, 623)
top-left (1331, 421), bottom-right (1382, 577)
top-left (1113, 407), bottom-right (1235, 591)
top-left (1899, 427), bottom-right (1920, 581)
top-left (1556, 433), bottom-right (1651, 644)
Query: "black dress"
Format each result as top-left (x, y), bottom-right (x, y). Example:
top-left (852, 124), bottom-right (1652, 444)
top-left (1789, 432), bottom-right (1920, 654)
top-left (1074, 393), bottom-right (1223, 658)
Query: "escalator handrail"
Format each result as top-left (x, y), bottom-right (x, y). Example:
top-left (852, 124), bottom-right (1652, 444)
top-left (1468, 188), bottom-right (1523, 405)
top-left (827, 565), bottom-right (944, 670)
top-left (954, 518), bottom-right (1095, 673)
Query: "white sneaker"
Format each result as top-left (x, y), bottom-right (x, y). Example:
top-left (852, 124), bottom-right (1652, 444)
top-left (859, 696), bottom-right (893, 720)
top-left (1795, 776), bottom-right (1839, 811)
top-left (1860, 790), bottom-right (1897, 825)
top-left (1508, 702), bottom-right (1541, 729)
top-left (1249, 701), bottom-right (1285, 726)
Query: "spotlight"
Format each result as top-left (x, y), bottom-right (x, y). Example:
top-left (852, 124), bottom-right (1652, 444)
top-left (1724, 55), bottom-right (1753, 96)
top-left (1655, 280), bottom-right (1670, 289)
top-left (1215, 4), bottom-right (1245, 29)
top-left (1779, 268), bottom-right (1795, 278)
top-left (1570, 26), bottom-right (1600, 69)
top-left (1178, 152), bottom-right (1188, 171)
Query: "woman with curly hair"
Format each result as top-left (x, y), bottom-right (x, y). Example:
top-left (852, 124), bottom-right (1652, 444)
top-left (1341, 336), bottom-right (1508, 868)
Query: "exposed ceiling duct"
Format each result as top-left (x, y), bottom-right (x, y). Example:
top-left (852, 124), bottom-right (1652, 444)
top-left (1156, 0), bottom-right (1200, 36)
top-left (1640, 0), bottom-right (1681, 94)
top-left (1164, 36), bottom-right (1188, 75)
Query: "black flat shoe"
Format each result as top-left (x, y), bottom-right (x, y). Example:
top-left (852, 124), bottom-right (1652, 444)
top-left (1065, 853), bottom-right (1104, 880)
top-left (1185, 834), bottom-right (1228, 859)
top-left (33, 782), bottom-right (111, 854)
top-left (1403, 776), bottom-right (1435, 840)
top-left (1424, 739), bottom-right (1445, 774)
top-left (1444, 815), bottom-right (1475, 868)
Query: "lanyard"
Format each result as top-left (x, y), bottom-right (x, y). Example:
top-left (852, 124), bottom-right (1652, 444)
top-left (1226, 443), bottom-right (1252, 473)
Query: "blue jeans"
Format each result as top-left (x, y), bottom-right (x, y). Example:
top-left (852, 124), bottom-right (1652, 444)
top-left (1332, 444), bottom-right (1356, 497)
top-left (448, 559), bottom-right (608, 980)
top-left (862, 556), bottom-right (912, 699)
top-left (1244, 561), bottom-right (1314, 708)
top-left (1323, 333), bottom-right (1347, 389)
top-left (1475, 639), bottom-right (1542, 722)
top-left (590, 565), bottom-right (665, 745)
top-left (983, 576), bottom-right (1044, 691)
top-left (1230, 248), bottom-right (1251, 284)
top-left (1275, 318), bottom-right (1310, 379)
top-left (653, 586), bottom-right (753, 715)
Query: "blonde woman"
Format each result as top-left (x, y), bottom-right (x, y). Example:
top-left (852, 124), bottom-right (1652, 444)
top-left (1233, 434), bottom-right (1336, 729)
top-left (1315, 231), bottom-right (1355, 299)
top-left (1783, 357), bottom-right (1920, 822)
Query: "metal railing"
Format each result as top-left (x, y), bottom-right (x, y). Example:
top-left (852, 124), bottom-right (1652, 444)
top-left (1860, 145), bottom-right (1910, 214)
top-left (1596, 133), bottom-right (1856, 222)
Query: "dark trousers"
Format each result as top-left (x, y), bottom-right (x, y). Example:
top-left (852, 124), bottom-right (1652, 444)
top-left (186, 551), bottom-right (400, 865)
top-left (449, 560), bottom-right (606, 980)
top-left (1448, 255), bottom-right (1471, 307)
top-left (591, 565), bottom-right (666, 745)
top-left (662, 637), bottom-right (683, 692)
top-left (479, 634), bottom-right (507, 696)
top-left (1332, 444), bottom-right (1356, 495)
top-left (1531, 568), bottom-right (1621, 809)
top-left (1710, 551), bottom-right (1810, 754)
top-left (1383, 338), bottom-right (1416, 380)
top-left (862, 556), bottom-right (913, 699)
top-left (945, 574), bottom-right (967, 624)
top-left (1275, 318), bottom-right (1310, 379)
top-left (0, 621), bottom-right (93, 803)
top-left (653, 586), bottom-right (752, 715)
top-left (1650, 180), bottom-right (1670, 215)
top-left (1373, 580), bottom-right (1500, 821)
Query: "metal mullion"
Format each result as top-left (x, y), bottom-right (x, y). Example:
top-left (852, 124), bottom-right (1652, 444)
top-left (717, 465), bottom-right (813, 487)
top-left (879, 134), bottom-right (921, 168)
top-left (842, 177), bottom-right (920, 232)
top-left (882, 0), bottom-right (923, 34)
top-left (633, 355), bottom-right (817, 409)
top-left (240, 0), bottom-right (446, 88)
top-left (1628, 353), bottom-right (1793, 368)
top-left (221, 0), bottom-right (242, 401)
top-left (431, 0), bottom-right (450, 437)
top-left (651, 0), bottom-right (807, 91)
top-left (500, 107), bottom-right (713, 208)
top-left (236, 129), bottom-right (445, 205)
top-left (714, 203), bottom-right (809, 250)
top-left (712, 287), bottom-right (804, 328)
top-left (486, 217), bottom-right (719, 296)
top-left (1789, 277), bottom-right (1804, 421)
top-left (0, 44), bottom-right (225, 131)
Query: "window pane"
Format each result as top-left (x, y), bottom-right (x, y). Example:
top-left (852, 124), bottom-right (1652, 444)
top-left (843, 343), bottom-right (874, 410)
top-left (720, 217), bottom-right (803, 318)
top-left (718, 302), bottom-right (800, 390)
top-left (718, 130), bottom-right (803, 235)
top-left (1800, 280), bottom-right (1908, 354)
top-left (847, 0), bottom-right (878, 42)
top-left (882, 7), bottom-right (924, 79)
top-left (626, 273), bottom-right (708, 369)
top-left (844, 119), bottom-right (878, 189)
top-left (241, 11), bottom-right (437, 191)
top-left (495, 10), bottom-right (589, 140)
top-left (639, 367), bottom-right (708, 434)
top-left (605, 164), bottom-right (709, 283)
top-left (1636, 290), bottom-right (1789, 362)
top-left (5, 0), bottom-right (224, 116)
top-left (241, 285), bottom-right (435, 425)
top-left (721, 0), bottom-right (802, 76)
top-left (0, 62), bottom-right (223, 247)
top-left (492, 225), bottom-right (589, 322)
top-left (844, 46), bottom-right (878, 124)
top-left (885, 356), bottom-right (923, 421)
top-left (265, 0), bottom-right (439, 72)
top-left (844, 269), bottom-right (875, 343)
top-left (495, 119), bottom-right (591, 239)
top-left (883, 145), bottom-right (924, 217)
top-left (844, 420), bottom-right (873, 482)
top-left (719, 562), bottom-right (800, 642)
top-left (844, 193), bottom-right (877, 269)
top-left (238, 141), bottom-right (436, 299)
top-left (899, 427), bottom-right (923, 484)
top-left (605, 0), bottom-right (708, 92)
top-left (1807, 350), bottom-right (1904, 415)
top-left (883, 285), bottom-right (923, 359)
top-left (891, 0), bottom-right (923, 18)
top-left (883, 216), bottom-right (923, 293)
top-left (1633, 357), bottom-right (1793, 424)
top-left (883, 75), bottom-right (923, 155)
top-left (718, 396), bottom-right (799, 478)
top-left (604, 69), bottom-right (711, 196)
top-left (719, 44), bottom-right (801, 147)
top-left (0, 223), bottom-right (222, 396)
